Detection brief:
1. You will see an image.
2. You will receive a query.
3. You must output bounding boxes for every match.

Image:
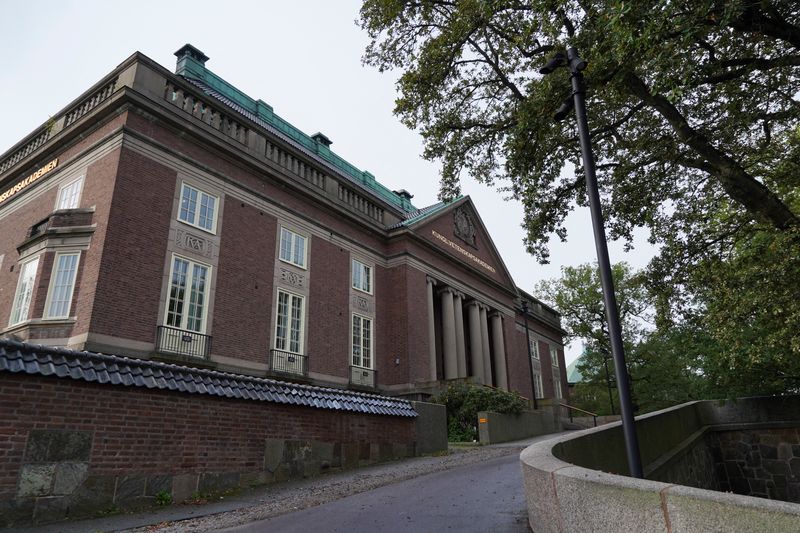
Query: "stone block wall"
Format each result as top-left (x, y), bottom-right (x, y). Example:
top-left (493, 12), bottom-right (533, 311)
top-left (0, 373), bottom-right (416, 527)
top-left (709, 428), bottom-right (800, 502)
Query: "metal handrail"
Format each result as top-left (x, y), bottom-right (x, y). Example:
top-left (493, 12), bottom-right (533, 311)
top-left (156, 325), bottom-right (212, 359)
top-left (269, 349), bottom-right (308, 376)
top-left (559, 402), bottom-right (598, 427)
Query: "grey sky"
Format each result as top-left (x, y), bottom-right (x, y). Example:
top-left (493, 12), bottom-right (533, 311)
top-left (0, 0), bottom-right (655, 363)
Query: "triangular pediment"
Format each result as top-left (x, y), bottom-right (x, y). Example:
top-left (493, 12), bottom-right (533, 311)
top-left (406, 197), bottom-right (516, 289)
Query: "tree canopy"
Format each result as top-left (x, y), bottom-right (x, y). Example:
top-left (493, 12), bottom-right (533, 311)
top-left (360, 1), bottom-right (799, 263)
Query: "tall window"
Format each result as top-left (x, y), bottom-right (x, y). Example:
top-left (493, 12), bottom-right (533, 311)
top-left (9, 257), bottom-right (39, 326)
top-left (45, 252), bottom-right (80, 318)
top-left (178, 183), bottom-right (217, 233)
top-left (279, 227), bottom-right (307, 268)
top-left (351, 259), bottom-right (372, 293)
top-left (275, 289), bottom-right (305, 354)
top-left (550, 346), bottom-right (559, 367)
top-left (554, 377), bottom-right (563, 398)
top-left (533, 373), bottom-right (544, 399)
top-left (352, 314), bottom-right (373, 368)
top-left (56, 176), bottom-right (84, 210)
top-left (166, 256), bottom-right (210, 332)
top-left (529, 336), bottom-right (539, 359)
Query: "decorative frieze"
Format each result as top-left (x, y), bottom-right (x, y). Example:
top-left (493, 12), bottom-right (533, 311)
top-left (453, 206), bottom-right (476, 247)
top-left (352, 295), bottom-right (372, 313)
top-left (175, 229), bottom-right (213, 258)
top-left (280, 268), bottom-right (305, 288)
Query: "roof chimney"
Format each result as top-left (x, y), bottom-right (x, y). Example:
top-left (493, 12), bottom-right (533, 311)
top-left (311, 132), bottom-right (332, 147)
top-left (174, 44), bottom-right (209, 78)
top-left (174, 44), bottom-right (209, 65)
top-left (394, 189), bottom-right (414, 200)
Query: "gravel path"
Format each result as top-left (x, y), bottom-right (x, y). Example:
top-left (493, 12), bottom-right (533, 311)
top-left (126, 445), bottom-right (523, 533)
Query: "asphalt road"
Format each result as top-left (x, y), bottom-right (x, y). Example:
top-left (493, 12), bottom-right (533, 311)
top-left (219, 452), bottom-right (530, 533)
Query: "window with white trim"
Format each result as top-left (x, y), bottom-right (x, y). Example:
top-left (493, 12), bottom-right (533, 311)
top-left (533, 372), bottom-right (544, 399)
top-left (178, 182), bottom-right (217, 233)
top-left (275, 289), bottom-right (305, 354)
top-left (351, 259), bottom-right (372, 294)
top-left (351, 314), bottom-right (373, 369)
top-left (554, 377), bottom-right (563, 398)
top-left (9, 256), bottom-right (40, 326)
top-left (45, 252), bottom-right (80, 318)
top-left (166, 256), bottom-right (210, 333)
top-left (550, 346), bottom-right (559, 367)
top-left (529, 336), bottom-right (539, 359)
top-left (56, 176), bottom-right (84, 210)
top-left (279, 227), bottom-right (307, 268)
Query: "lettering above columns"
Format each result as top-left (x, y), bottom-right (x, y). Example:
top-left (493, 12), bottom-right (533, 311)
top-left (431, 230), bottom-right (496, 274)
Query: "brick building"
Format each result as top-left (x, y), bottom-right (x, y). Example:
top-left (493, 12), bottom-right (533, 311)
top-left (0, 45), bottom-right (567, 402)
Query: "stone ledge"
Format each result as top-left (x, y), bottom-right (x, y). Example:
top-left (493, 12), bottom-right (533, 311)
top-left (520, 397), bottom-right (800, 532)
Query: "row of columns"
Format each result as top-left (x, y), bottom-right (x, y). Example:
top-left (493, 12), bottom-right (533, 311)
top-left (426, 277), bottom-right (508, 390)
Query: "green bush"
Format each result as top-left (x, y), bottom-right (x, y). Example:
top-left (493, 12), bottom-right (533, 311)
top-left (433, 382), bottom-right (528, 442)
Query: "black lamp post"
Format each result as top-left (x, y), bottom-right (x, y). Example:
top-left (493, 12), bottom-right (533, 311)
top-left (540, 47), bottom-right (643, 478)
top-left (521, 300), bottom-right (538, 410)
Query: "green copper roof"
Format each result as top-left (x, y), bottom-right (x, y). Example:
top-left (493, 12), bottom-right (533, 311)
top-left (566, 357), bottom-right (584, 383)
top-left (175, 47), bottom-right (416, 213)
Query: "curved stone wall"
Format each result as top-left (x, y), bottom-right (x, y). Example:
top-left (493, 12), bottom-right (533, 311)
top-left (520, 397), bottom-right (800, 532)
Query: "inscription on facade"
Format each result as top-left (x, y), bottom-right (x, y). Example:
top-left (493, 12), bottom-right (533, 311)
top-left (280, 268), bottom-right (305, 288)
top-left (0, 159), bottom-right (59, 205)
top-left (351, 295), bottom-right (372, 313)
top-left (176, 229), bottom-right (213, 258)
top-left (431, 230), bottom-right (496, 273)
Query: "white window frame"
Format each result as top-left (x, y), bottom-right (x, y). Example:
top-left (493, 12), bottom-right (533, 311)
top-left (177, 182), bottom-right (218, 234)
top-left (533, 373), bottom-right (544, 399)
top-left (165, 255), bottom-right (211, 333)
top-left (274, 289), bottom-right (305, 354)
top-left (278, 227), bottom-right (307, 269)
top-left (550, 346), bottom-right (559, 367)
top-left (351, 313), bottom-right (374, 369)
top-left (9, 256), bottom-right (40, 326)
top-left (55, 175), bottom-right (84, 210)
top-left (351, 259), bottom-right (372, 294)
top-left (529, 336), bottom-right (539, 359)
top-left (44, 252), bottom-right (80, 319)
top-left (554, 377), bottom-right (563, 399)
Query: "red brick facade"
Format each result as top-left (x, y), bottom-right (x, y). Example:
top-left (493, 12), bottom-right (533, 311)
top-left (0, 47), bottom-right (567, 402)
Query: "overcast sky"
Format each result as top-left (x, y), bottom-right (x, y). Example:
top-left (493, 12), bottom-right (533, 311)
top-left (1, 1), bottom-right (655, 363)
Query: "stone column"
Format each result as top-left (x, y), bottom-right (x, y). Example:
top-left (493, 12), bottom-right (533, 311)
top-left (454, 292), bottom-right (467, 378)
top-left (440, 288), bottom-right (458, 380)
top-left (426, 277), bottom-right (437, 381)
top-left (490, 312), bottom-right (509, 390)
top-left (479, 305), bottom-right (493, 386)
top-left (467, 301), bottom-right (485, 384)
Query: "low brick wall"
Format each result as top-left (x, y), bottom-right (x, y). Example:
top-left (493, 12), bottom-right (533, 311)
top-left (520, 396), bottom-right (800, 532)
top-left (0, 366), bottom-right (417, 527)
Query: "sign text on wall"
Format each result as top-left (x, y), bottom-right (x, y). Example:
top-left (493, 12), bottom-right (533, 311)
top-left (0, 159), bottom-right (59, 205)
top-left (431, 230), bottom-right (496, 273)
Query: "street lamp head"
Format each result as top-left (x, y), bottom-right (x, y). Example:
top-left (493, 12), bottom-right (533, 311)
top-left (521, 300), bottom-right (529, 313)
top-left (539, 52), bottom-right (566, 74)
top-left (553, 96), bottom-right (574, 121)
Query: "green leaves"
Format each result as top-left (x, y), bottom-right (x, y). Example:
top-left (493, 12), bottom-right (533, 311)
top-left (433, 382), bottom-right (528, 441)
top-left (360, 0), bottom-right (799, 263)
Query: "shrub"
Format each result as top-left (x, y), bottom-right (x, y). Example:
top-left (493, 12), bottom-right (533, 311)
top-left (433, 382), bottom-right (528, 442)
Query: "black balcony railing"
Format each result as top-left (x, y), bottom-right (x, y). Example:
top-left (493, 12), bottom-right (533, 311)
top-left (156, 325), bottom-right (211, 359)
top-left (349, 365), bottom-right (376, 388)
top-left (269, 349), bottom-right (308, 376)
